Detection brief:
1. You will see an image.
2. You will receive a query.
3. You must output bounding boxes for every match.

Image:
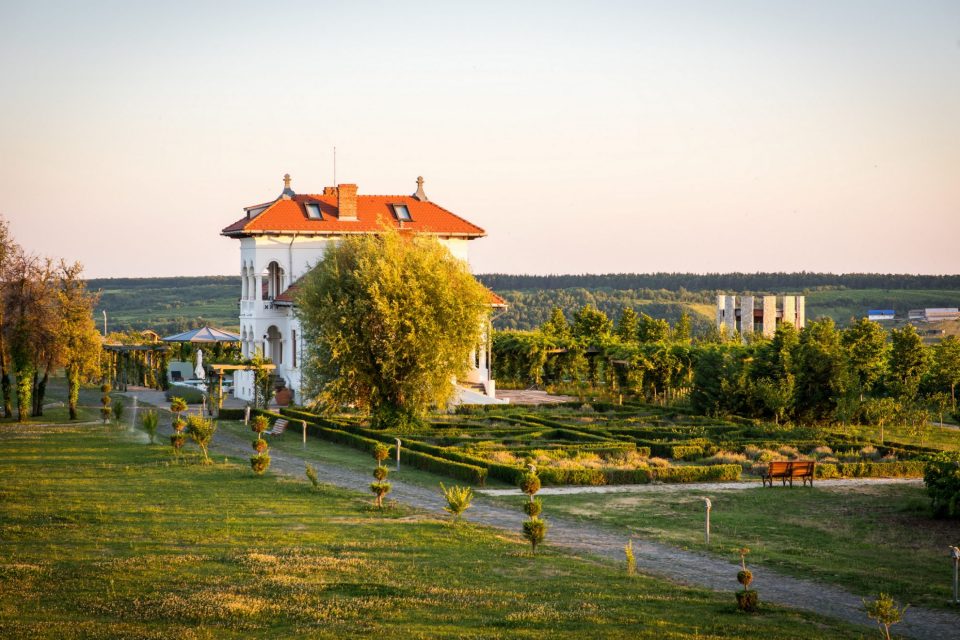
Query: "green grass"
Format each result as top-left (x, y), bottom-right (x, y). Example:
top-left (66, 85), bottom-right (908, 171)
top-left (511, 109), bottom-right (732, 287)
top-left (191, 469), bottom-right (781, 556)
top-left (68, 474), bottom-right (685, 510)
top-left (0, 421), bottom-right (869, 637)
top-left (499, 482), bottom-right (960, 610)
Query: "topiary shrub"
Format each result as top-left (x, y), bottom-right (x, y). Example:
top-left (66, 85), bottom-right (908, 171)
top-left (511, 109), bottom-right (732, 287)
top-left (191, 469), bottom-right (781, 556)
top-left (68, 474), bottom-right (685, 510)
top-left (735, 547), bottom-right (758, 612)
top-left (523, 497), bottom-right (543, 518)
top-left (305, 463), bottom-right (321, 490)
top-left (370, 443), bottom-right (392, 508)
top-left (250, 453), bottom-right (271, 475)
top-left (252, 438), bottom-right (268, 453)
top-left (112, 398), bottom-right (125, 424)
top-left (522, 518), bottom-right (547, 554)
top-left (170, 432), bottom-right (185, 452)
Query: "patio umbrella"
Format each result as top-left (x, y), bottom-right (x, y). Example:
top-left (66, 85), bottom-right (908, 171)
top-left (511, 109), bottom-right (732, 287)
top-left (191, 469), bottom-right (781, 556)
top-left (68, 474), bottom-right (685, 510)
top-left (162, 326), bottom-right (241, 343)
top-left (195, 349), bottom-right (205, 380)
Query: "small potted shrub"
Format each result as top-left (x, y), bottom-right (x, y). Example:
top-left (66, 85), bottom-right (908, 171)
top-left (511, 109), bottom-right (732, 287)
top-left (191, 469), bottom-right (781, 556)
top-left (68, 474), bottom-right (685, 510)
top-left (520, 465), bottom-right (547, 555)
top-left (735, 547), bottom-right (759, 612)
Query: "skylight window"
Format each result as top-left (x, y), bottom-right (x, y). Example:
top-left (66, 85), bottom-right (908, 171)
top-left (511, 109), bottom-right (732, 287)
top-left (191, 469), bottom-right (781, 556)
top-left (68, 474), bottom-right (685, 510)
top-left (392, 204), bottom-right (412, 222)
top-left (305, 203), bottom-right (323, 220)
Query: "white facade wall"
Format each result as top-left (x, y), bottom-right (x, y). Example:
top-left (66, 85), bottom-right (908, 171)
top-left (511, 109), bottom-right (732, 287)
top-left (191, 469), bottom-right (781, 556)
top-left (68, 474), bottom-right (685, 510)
top-left (724, 295), bottom-right (737, 338)
top-left (782, 296), bottom-right (796, 329)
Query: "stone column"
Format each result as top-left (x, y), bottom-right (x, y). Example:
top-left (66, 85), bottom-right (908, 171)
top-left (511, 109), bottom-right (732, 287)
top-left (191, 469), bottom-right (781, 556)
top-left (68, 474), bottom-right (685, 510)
top-left (782, 296), bottom-right (796, 329)
top-left (741, 296), bottom-right (755, 336)
top-left (762, 296), bottom-right (777, 337)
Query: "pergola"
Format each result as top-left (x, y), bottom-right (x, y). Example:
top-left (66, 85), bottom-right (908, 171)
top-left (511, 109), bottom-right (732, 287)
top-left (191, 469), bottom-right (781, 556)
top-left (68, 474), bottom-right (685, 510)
top-left (207, 363), bottom-right (276, 409)
top-left (102, 343), bottom-right (171, 392)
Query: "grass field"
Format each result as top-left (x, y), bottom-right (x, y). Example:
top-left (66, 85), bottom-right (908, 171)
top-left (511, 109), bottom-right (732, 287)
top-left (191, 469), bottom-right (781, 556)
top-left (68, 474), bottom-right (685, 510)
top-left (494, 481), bottom-right (960, 611)
top-left (0, 419), bottom-right (874, 638)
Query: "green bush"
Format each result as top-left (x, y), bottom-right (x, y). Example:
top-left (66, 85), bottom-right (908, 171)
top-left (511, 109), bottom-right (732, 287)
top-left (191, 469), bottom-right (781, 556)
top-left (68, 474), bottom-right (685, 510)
top-left (522, 518), bottom-right (547, 554)
top-left (217, 408), bottom-right (246, 421)
top-left (250, 453), bottom-right (270, 475)
top-left (140, 410), bottom-right (158, 444)
top-left (653, 464), bottom-right (741, 483)
top-left (538, 467), bottom-right (606, 486)
top-left (816, 461), bottom-right (926, 480)
top-left (924, 454), bottom-right (960, 517)
top-left (165, 385), bottom-right (206, 404)
top-left (670, 445), bottom-right (705, 461)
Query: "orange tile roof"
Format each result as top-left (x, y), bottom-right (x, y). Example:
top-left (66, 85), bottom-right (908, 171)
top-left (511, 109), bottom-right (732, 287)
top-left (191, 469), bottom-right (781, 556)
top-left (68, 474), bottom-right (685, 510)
top-left (222, 193), bottom-right (485, 238)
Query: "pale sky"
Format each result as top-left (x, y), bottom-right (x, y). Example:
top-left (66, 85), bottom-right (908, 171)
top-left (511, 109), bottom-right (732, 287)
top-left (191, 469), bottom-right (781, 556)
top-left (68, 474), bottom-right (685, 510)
top-left (1, 1), bottom-right (958, 278)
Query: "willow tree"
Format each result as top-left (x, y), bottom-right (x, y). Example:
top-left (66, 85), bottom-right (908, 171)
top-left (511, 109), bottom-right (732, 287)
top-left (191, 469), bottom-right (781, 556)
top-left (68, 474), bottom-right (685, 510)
top-left (297, 229), bottom-right (490, 430)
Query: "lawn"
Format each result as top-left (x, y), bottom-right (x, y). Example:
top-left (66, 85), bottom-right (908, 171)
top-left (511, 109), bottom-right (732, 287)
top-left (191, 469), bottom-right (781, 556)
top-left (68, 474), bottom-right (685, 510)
top-left (0, 422), bottom-right (870, 638)
top-left (495, 481), bottom-right (960, 611)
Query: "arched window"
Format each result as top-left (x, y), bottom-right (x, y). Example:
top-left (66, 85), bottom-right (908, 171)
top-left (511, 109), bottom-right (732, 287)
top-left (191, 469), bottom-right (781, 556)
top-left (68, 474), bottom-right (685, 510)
top-left (266, 325), bottom-right (283, 365)
top-left (263, 262), bottom-right (285, 300)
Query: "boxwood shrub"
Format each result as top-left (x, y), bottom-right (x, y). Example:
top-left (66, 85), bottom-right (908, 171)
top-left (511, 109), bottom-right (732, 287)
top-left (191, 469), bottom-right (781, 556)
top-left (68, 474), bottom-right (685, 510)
top-left (815, 461), bottom-right (926, 479)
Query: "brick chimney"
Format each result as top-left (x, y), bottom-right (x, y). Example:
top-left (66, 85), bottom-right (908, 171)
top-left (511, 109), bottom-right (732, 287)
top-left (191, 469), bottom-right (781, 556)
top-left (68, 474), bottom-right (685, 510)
top-left (337, 183), bottom-right (358, 220)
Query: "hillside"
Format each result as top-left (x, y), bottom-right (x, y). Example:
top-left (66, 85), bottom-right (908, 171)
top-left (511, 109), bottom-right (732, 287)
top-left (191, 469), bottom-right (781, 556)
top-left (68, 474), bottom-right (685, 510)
top-left (88, 273), bottom-right (960, 335)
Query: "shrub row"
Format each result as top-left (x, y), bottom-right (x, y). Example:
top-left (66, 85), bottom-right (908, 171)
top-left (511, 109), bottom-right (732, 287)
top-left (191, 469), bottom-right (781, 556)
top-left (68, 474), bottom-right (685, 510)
top-left (537, 463), bottom-right (742, 485)
top-left (217, 408), bottom-right (247, 421)
top-left (815, 461), bottom-right (926, 479)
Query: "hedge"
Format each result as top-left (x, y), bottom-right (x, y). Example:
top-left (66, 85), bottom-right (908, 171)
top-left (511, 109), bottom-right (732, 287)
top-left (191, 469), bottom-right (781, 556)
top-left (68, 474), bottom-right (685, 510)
top-left (654, 464), bottom-right (742, 483)
top-left (217, 408), bottom-right (247, 421)
top-left (815, 461), bottom-right (926, 479)
top-left (669, 445), bottom-right (704, 461)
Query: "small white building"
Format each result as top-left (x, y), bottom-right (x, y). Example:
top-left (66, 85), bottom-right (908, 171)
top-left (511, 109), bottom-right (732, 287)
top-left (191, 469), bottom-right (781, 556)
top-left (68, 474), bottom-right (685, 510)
top-left (221, 175), bottom-right (505, 406)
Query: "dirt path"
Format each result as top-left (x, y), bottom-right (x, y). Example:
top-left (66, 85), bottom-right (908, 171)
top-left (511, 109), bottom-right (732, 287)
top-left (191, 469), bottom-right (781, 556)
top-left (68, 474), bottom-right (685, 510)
top-left (126, 391), bottom-right (958, 639)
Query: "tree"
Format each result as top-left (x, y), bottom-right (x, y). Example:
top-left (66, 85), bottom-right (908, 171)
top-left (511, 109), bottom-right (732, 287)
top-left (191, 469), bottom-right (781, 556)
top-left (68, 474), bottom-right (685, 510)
top-left (636, 313), bottom-right (670, 343)
top-left (298, 229), bottom-right (490, 430)
top-left (541, 307), bottom-right (571, 341)
top-left (57, 262), bottom-right (102, 420)
top-left (615, 307), bottom-right (639, 343)
top-left (672, 310), bottom-right (692, 344)
top-left (842, 318), bottom-right (887, 401)
top-left (864, 593), bottom-right (907, 640)
top-left (792, 318), bottom-right (849, 424)
top-left (186, 415), bottom-right (216, 464)
top-left (931, 336), bottom-right (960, 410)
top-left (0, 216), bottom-right (16, 418)
top-left (572, 304), bottom-right (612, 344)
top-left (888, 326), bottom-right (929, 398)
top-left (862, 397), bottom-right (900, 444)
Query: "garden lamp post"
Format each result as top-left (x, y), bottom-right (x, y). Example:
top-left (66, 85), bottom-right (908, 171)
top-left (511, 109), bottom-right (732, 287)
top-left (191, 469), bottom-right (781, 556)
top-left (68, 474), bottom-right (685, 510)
top-left (950, 546), bottom-right (960, 605)
top-left (395, 438), bottom-right (402, 470)
top-left (244, 405), bottom-right (250, 426)
top-left (703, 498), bottom-right (712, 546)
top-left (131, 396), bottom-right (138, 432)
top-left (302, 421), bottom-right (307, 447)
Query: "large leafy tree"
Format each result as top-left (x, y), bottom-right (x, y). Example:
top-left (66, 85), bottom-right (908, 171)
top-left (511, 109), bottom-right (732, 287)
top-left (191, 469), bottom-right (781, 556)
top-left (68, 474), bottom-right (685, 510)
top-left (888, 325), bottom-right (929, 399)
top-left (931, 335), bottom-right (960, 409)
top-left (0, 217), bottom-right (15, 418)
top-left (615, 307), bottom-right (639, 343)
top-left (297, 230), bottom-right (490, 430)
top-left (841, 318), bottom-right (888, 401)
top-left (792, 318), bottom-right (849, 424)
top-left (636, 313), bottom-right (671, 343)
top-left (572, 304), bottom-right (612, 344)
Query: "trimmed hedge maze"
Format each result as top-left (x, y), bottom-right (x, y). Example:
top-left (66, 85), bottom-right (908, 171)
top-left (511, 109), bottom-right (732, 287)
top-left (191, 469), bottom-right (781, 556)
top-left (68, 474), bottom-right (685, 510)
top-left (223, 403), bottom-right (936, 487)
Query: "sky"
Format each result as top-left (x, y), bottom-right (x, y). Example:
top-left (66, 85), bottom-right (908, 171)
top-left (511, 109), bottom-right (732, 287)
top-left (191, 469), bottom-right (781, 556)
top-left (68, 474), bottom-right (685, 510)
top-left (1, 0), bottom-right (958, 278)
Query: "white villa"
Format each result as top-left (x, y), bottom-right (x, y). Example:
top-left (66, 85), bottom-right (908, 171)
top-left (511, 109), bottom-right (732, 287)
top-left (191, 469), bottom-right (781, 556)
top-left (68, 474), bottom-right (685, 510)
top-left (221, 175), bottom-right (505, 406)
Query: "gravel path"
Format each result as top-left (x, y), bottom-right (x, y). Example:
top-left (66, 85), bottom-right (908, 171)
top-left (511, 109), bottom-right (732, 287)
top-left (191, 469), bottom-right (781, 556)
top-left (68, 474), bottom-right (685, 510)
top-left (125, 391), bottom-right (960, 639)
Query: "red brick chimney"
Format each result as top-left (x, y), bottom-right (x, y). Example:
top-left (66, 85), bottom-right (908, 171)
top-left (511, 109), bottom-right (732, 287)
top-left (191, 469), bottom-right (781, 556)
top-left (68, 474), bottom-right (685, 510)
top-left (337, 184), bottom-right (358, 220)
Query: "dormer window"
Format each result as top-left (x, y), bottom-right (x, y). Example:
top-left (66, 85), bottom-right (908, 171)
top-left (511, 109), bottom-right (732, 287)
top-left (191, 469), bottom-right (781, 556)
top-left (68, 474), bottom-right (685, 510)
top-left (392, 204), bottom-right (412, 222)
top-left (305, 203), bottom-right (323, 220)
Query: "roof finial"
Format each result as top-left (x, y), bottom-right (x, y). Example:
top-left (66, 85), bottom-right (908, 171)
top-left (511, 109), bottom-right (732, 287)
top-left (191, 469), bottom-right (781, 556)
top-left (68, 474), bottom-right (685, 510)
top-left (413, 175), bottom-right (429, 202)
top-left (281, 173), bottom-right (295, 199)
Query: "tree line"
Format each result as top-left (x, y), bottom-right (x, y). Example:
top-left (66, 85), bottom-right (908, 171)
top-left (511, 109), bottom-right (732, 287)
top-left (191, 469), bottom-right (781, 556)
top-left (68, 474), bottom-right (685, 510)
top-left (479, 272), bottom-right (960, 292)
top-left (0, 217), bottom-right (102, 421)
top-left (493, 304), bottom-right (960, 427)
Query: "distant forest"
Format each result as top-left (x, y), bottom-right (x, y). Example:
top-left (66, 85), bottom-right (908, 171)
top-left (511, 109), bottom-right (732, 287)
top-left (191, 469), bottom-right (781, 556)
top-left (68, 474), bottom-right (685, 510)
top-left (477, 273), bottom-right (960, 292)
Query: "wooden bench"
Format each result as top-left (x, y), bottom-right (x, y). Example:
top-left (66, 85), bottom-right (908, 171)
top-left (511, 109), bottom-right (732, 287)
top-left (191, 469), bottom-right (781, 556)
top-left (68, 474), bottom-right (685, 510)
top-left (266, 418), bottom-right (288, 436)
top-left (762, 460), bottom-right (815, 487)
